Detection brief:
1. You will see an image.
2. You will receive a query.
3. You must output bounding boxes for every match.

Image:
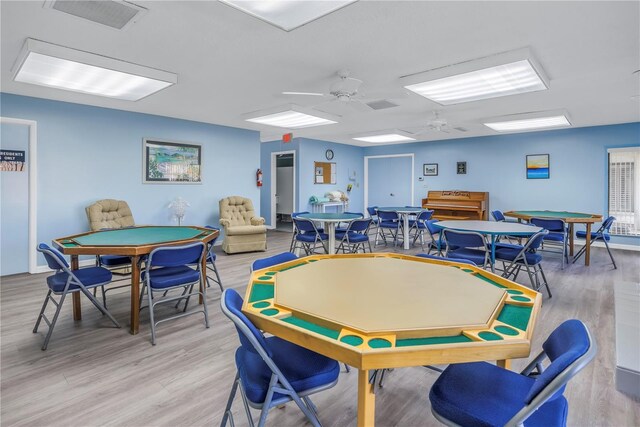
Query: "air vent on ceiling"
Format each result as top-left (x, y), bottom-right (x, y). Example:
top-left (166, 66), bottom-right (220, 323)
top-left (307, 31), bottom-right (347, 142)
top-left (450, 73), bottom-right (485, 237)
top-left (453, 127), bottom-right (468, 132)
top-left (365, 99), bottom-right (399, 110)
top-left (44, 0), bottom-right (147, 30)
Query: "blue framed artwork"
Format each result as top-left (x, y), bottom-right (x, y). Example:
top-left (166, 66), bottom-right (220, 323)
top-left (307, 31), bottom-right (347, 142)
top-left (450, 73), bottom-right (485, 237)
top-left (526, 154), bottom-right (549, 179)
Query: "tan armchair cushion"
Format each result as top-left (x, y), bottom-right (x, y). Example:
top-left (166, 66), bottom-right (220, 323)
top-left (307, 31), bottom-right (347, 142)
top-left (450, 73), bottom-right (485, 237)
top-left (226, 225), bottom-right (267, 236)
top-left (86, 199), bottom-right (135, 231)
top-left (219, 196), bottom-right (264, 227)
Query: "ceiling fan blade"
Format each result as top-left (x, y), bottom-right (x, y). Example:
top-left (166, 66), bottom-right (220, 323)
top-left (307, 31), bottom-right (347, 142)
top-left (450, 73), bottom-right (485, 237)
top-left (282, 91), bottom-right (326, 97)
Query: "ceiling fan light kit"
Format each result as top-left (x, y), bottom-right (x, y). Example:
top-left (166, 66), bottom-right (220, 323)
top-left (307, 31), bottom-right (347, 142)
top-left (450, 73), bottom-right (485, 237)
top-left (400, 47), bottom-right (549, 105)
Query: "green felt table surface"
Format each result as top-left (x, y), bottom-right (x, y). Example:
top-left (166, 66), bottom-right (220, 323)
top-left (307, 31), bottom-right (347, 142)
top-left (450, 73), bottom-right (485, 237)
top-left (510, 210), bottom-right (595, 219)
top-left (72, 226), bottom-right (207, 246)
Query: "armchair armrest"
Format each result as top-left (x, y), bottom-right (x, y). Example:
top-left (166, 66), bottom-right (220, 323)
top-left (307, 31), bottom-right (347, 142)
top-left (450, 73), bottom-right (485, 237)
top-left (251, 217), bottom-right (266, 226)
top-left (219, 218), bottom-right (231, 228)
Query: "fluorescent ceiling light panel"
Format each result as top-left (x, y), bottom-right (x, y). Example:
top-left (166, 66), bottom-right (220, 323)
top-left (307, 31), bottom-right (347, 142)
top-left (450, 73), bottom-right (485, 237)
top-left (219, 0), bottom-right (357, 31)
top-left (402, 48), bottom-right (548, 105)
top-left (352, 131), bottom-right (416, 143)
top-left (246, 108), bottom-right (337, 129)
top-left (12, 38), bottom-right (177, 101)
top-left (484, 115), bottom-right (571, 132)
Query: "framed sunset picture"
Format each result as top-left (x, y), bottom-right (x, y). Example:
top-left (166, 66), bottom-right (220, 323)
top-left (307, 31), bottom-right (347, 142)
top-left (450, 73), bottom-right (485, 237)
top-left (526, 154), bottom-right (550, 179)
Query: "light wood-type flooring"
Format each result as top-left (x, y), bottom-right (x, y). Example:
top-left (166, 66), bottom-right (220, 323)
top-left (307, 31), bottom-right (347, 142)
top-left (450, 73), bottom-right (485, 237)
top-left (1, 230), bottom-right (639, 426)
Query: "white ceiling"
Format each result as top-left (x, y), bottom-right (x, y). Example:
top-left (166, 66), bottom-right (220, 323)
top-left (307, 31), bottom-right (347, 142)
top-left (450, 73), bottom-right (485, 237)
top-left (1, 1), bottom-right (639, 147)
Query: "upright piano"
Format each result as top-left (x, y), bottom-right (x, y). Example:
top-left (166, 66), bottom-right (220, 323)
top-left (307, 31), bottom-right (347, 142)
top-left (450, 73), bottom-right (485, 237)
top-left (421, 190), bottom-right (489, 220)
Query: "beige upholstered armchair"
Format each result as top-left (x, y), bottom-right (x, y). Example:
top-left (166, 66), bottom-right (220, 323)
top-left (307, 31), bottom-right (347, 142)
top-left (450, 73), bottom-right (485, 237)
top-left (86, 199), bottom-right (135, 231)
top-left (219, 196), bottom-right (267, 254)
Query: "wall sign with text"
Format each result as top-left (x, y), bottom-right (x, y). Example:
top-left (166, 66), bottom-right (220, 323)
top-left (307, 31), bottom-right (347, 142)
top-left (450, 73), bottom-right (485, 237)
top-left (0, 150), bottom-right (26, 172)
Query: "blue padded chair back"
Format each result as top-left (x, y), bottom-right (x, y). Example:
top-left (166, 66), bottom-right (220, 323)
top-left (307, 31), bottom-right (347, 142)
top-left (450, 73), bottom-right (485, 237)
top-left (366, 206), bottom-right (378, 217)
top-left (602, 216), bottom-right (616, 233)
top-left (347, 218), bottom-right (371, 233)
top-left (524, 319), bottom-right (594, 404)
top-left (415, 253), bottom-right (476, 266)
top-left (252, 252), bottom-right (299, 271)
top-left (292, 211), bottom-right (309, 218)
top-left (531, 217), bottom-right (565, 233)
top-left (426, 219), bottom-right (440, 235)
top-left (221, 289), bottom-right (272, 357)
top-left (37, 243), bottom-right (69, 270)
top-left (149, 242), bottom-right (205, 268)
top-left (525, 230), bottom-right (549, 251)
top-left (377, 210), bottom-right (398, 221)
top-left (292, 217), bottom-right (317, 233)
top-left (442, 229), bottom-right (486, 249)
top-left (416, 210), bottom-right (434, 221)
top-left (491, 210), bottom-right (506, 222)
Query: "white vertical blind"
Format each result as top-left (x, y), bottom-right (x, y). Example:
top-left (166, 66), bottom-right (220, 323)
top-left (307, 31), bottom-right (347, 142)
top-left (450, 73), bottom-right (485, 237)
top-left (609, 148), bottom-right (640, 236)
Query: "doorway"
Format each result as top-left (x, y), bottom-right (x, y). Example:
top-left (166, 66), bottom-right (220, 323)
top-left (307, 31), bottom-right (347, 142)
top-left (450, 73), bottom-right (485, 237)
top-left (364, 154), bottom-right (414, 208)
top-left (271, 151), bottom-right (296, 232)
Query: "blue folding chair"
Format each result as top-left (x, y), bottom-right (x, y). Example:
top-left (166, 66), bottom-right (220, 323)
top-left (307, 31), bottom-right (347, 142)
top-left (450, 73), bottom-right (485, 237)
top-left (409, 210), bottom-right (434, 250)
top-left (289, 212), bottom-right (324, 252)
top-left (442, 229), bottom-right (490, 268)
top-left (530, 218), bottom-right (569, 269)
top-left (366, 206), bottom-right (379, 237)
top-left (251, 252), bottom-right (299, 271)
top-left (336, 218), bottom-right (372, 253)
top-left (574, 216), bottom-right (617, 269)
top-left (291, 217), bottom-right (328, 255)
top-left (336, 212), bottom-right (364, 233)
top-left (415, 253), bottom-right (476, 266)
top-left (376, 210), bottom-right (402, 246)
top-left (34, 243), bottom-right (121, 350)
top-left (495, 230), bottom-right (552, 297)
top-left (425, 219), bottom-right (445, 255)
top-left (139, 242), bottom-right (209, 345)
top-left (203, 226), bottom-right (223, 291)
top-left (429, 319), bottom-right (597, 427)
top-left (220, 289), bottom-right (340, 427)
top-left (490, 210), bottom-right (522, 244)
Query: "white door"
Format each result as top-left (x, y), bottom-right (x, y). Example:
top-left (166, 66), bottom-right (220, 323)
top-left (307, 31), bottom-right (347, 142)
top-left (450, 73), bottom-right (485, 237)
top-left (366, 155), bottom-right (414, 207)
top-left (1, 122), bottom-right (30, 276)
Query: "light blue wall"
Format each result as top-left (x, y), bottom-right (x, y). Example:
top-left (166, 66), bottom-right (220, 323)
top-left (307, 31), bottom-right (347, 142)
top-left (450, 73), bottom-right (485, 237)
top-left (0, 93), bottom-right (261, 269)
top-left (1, 122), bottom-right (29, 275)
top-left (260, 138), bottom-right (365, 225)
top-left (363, 123), bottom-right (640, 245)
top-left (368, 156), bottom-right (413, 207)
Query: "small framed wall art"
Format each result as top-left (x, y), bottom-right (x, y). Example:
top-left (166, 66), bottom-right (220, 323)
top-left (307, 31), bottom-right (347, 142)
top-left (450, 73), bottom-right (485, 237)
top-left (423, 163), bottom-right (438, 176)
top-left (457, 161), bottom-right (467, 174)
top-left (526, 154), bottom-right (550, 179)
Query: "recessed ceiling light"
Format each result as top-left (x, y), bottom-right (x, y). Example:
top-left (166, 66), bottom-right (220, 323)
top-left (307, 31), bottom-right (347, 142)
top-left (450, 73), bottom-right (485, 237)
top-left (352, 131), bottom-right (416, 143)
top-left (401, 48), bottom-right (549, 105)
top-left (484, 115), bottom-right (571, 132)
top-left (245, 105), bottom-right (338, 129)
top-left (12, 39), bottom-right (176, 101)
top-left (219, 0), bottom-right (357, 32)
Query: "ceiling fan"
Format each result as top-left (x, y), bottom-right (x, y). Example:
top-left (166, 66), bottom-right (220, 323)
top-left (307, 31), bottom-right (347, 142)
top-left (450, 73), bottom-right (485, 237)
top-left (403, 111), bottom-right (468, 135)
top-left (282, 70), bottom-right (373, 113)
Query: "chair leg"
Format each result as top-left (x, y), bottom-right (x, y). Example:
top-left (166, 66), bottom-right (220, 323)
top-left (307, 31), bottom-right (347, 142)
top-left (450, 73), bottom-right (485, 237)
top-left (79, 286), bottom-right (121, 328)
top-left (33, 289), bottom-right (52, 333)
top-left (209, 263), bottom-right (224, 291)
top-left (221, 372), bottom-right (241, 427)
top-left (41, 291), bottom-right (67, 351)
top-left (147, 286), bottom-right (157, 345)
top-left (201, 277), bottom-right (210, 328)
top-left (603, 239), bottom-right (617, 269)
top-left (538, 264), bottom-right (552, 298)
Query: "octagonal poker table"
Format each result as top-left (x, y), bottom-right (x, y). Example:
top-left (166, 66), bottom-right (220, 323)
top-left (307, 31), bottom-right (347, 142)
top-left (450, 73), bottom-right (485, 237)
top-left (504, 210), bottom-right (603, 266)
top-left (53, 226), bottom-right (219, 334)
top-left (243, 253), bottom-right (541, 427)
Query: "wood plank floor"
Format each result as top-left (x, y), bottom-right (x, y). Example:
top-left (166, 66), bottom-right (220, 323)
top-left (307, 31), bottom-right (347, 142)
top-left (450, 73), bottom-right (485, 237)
top-left (1, 230), bottom-right (639, 426)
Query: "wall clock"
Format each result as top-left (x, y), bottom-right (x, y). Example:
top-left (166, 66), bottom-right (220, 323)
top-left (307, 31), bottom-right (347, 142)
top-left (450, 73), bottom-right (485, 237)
top-left (325, 149), bottom-right (334, 160)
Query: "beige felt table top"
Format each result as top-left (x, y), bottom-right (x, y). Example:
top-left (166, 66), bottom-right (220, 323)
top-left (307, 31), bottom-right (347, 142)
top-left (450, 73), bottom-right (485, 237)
top-left (274, 257), bottom-right (506, 334)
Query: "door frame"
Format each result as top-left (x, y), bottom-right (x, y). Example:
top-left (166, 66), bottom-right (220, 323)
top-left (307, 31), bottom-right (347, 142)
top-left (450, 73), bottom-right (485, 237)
top-left (1, 117), bottom-right (38, 274)
top-left (364, 153), bottom-right (414, 211)
top-left (270, 150), bottom-right (296, 230)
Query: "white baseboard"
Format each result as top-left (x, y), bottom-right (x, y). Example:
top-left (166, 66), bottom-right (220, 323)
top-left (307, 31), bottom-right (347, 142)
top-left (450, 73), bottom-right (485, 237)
top-left (575, 239), bottom-right (640, 252)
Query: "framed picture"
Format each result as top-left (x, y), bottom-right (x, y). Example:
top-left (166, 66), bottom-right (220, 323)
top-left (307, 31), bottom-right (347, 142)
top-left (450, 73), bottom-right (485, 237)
top-left (526, 154), bottom-right (550, 179)
top-left (143, 139), bottom-right (202, 184)
top-left (423, 163), bottom-right (438, 176)
top-left (457, 161), bottom-right (467, 175)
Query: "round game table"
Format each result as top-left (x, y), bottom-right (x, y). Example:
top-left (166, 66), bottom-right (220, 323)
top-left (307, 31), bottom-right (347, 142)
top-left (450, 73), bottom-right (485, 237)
top-left (503, 210), bottom-right (603, 265)
top-left (244, 253), bottom-right (541, 427)
top-left (376, 206), bottom-right (424, 250)
top-left (434, 220), bottom-right (543, 271)
top-left (297, 212), bottom-right (363, 254)
top-left (53, 226), bottom-right (218, 334)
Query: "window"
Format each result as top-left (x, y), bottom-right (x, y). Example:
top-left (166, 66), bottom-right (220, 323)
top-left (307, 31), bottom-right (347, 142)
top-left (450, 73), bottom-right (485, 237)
top-left (608, 147), bottom-right (640, 236)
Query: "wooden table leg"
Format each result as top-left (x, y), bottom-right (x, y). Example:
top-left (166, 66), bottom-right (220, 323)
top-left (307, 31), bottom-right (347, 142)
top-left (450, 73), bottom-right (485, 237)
top-left (569, 223), bottom-right (574, 256)
top-left (584, 223), bottom-right (592, 266)
top-left (357, 369), bottom-right (376, 427)
top-left (497, 359), bottom-right (512, 370)
top-left (130, 256), bottom-right (140, 335)
top-left (71, 255), bottom-right (82, 320)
